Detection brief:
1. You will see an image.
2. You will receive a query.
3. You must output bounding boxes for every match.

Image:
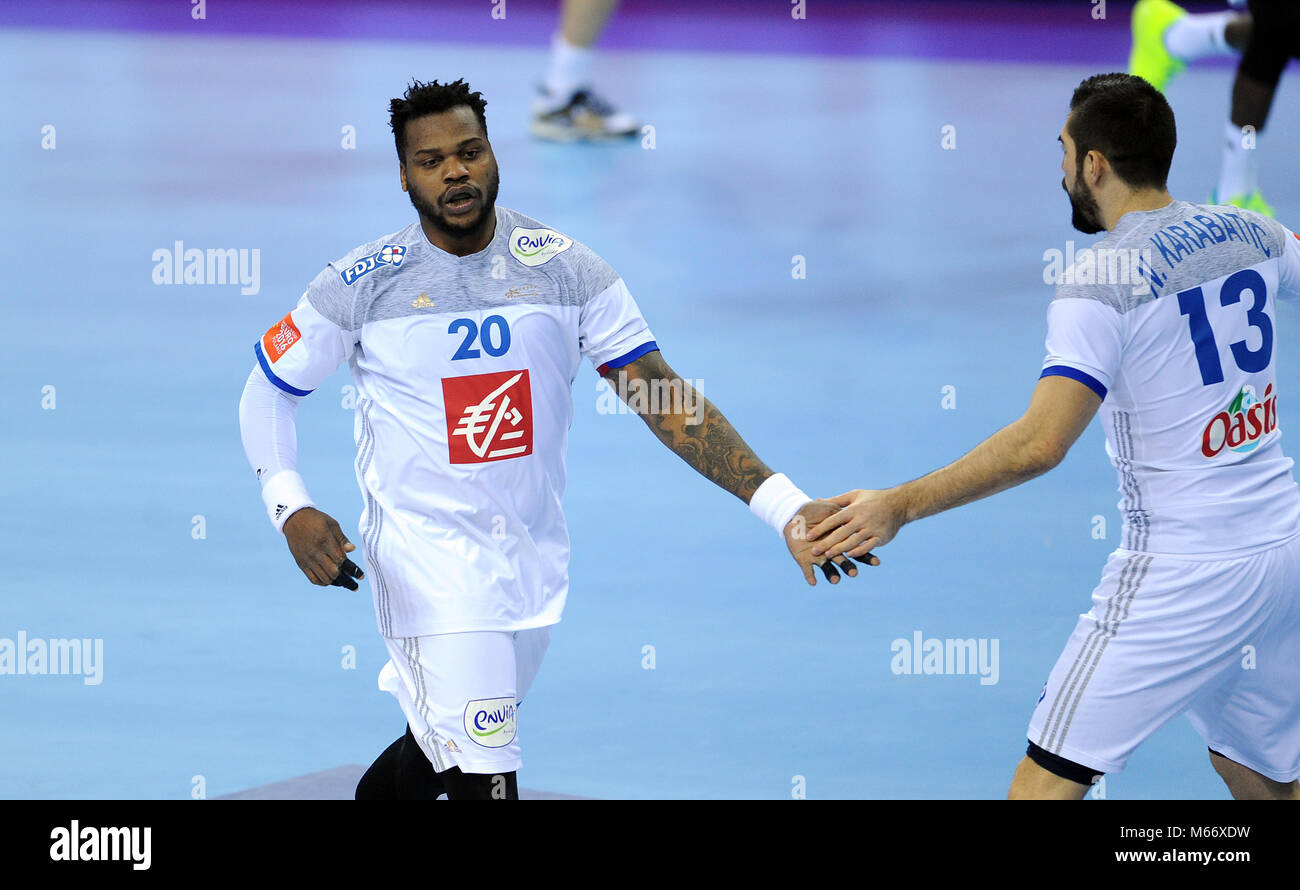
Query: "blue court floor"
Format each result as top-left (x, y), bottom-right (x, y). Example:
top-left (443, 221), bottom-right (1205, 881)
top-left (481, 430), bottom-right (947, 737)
top-left (4, 3), bottom-right (1298, 799)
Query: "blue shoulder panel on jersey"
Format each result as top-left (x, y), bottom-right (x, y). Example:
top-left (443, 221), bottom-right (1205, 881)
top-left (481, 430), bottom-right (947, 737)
top-left (1040, 364), bottom-right (1107, 401)
top-left (597, 340), bottom-right (660, 375)
top-left (254, 341), bottom-right (314, 397)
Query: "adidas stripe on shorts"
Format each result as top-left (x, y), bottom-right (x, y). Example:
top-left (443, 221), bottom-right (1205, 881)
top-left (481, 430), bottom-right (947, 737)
top-left (1028, 533), bottom-right (1300, 782)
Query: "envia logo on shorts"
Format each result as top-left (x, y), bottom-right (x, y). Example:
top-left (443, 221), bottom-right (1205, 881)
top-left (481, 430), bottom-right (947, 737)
top-left (339, 244), bottom-right (406, 285)
top-left (464, 697), bottom-right (517, 749)
top-left (1201, 383), bottom-right (1278, 458)
top-left (508, 226), bottom-right (572, 267)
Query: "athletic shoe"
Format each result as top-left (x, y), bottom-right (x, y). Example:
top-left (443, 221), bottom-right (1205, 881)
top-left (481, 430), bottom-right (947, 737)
top-left (530, 85), bottom-right (640, 142)
top-left (1210, 189), bottom-right (1277, 217)
top-left (1129, 0), bottom-right (1188, 92)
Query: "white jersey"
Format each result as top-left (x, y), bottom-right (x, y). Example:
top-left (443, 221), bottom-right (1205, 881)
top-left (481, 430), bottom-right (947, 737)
top-left (1042, 200), bottom-right (1300, 555)
top-left (252, 206), bottom-right (656, 636)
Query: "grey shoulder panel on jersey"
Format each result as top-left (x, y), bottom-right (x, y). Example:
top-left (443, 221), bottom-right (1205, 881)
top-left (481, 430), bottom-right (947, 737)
top-left (1053, 201), bottom-right (1284, 314)
top-left (498, 206), bottom-right (621, 302)
top-left (1126, 201), bottom-right (1281, 302)
top-left (351, 208), bottom-right (624, 326)
top-left (1052, 234), bottom-right (1132, 313)
top-left (309, 224), bottom-right (421, 329)
top-left (1252, 213), bottom-right (1291, 254)
top-left (558, 237), bottom-right (620, 302)
top-left (302, 264), bottom-right (358, 330)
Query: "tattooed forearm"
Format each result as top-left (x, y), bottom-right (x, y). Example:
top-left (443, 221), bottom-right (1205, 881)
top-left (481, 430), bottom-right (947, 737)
top-left (605, 351), bottom-right (773, 503)
top-left (650, 397), bottom-right (774, 503)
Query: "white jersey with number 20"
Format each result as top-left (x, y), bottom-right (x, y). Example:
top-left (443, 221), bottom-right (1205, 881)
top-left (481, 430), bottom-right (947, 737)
top-left (251, 206), bottom-right (657, 637)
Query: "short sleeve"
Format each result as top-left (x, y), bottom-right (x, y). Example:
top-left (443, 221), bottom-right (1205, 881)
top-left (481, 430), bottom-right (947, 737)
top-left (579, 277), bottom-right (658, 374)
top-left (253, 267), bottom-right (359, 396)
top-left (1274, 225), bottom-right (1300, 302)
top-left (1040, 297), bottom-right (1123, 401)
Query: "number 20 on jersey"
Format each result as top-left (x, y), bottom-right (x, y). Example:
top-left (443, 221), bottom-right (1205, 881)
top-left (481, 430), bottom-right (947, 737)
top-left (448, 315), bottom-right (512, 361)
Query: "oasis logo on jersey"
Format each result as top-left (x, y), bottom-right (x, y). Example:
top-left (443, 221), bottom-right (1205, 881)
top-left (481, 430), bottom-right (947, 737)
top-left (1201, 383), bottom-right (1278, 458)
top-left (464, 697), bottom-right (517, 749)
top-left (508, 226), bottom-right (572, 267)
top-left (339, 244), bottom-right (406, 285)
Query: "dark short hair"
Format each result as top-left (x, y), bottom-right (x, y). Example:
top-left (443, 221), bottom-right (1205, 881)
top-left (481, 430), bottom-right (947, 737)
top-left (1067, 73), bottom-right (1176, 190)
top-left (388, 78), bottom-right (488, 165)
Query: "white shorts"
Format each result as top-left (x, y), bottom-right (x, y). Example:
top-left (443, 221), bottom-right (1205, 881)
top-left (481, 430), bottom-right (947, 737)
top-left (1028, 534), bottom-right (1300, 782)
top-left (377, 626), bottom-right (552, 775)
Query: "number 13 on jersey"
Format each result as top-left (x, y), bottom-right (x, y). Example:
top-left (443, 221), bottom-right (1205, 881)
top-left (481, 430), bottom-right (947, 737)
top-left (1178, 268), bottom-right (1273, 387)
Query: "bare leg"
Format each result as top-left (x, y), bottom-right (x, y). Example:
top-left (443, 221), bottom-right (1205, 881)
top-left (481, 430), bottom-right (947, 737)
top-left (560, 0), bottom-right (621, 48)
top-left (1224, 15), bottom-right (1252, 53)
top-left (1007, 756), bottom-right (1091, 800)
top-left (533, 0), bottom-right (638, 139)
top-left (1209, 750), bottom-right (1300, 800)
top-left (1219, 17), bottom-right (1282, 204)
top-left (1231, 71), bottom-right (1276, 131)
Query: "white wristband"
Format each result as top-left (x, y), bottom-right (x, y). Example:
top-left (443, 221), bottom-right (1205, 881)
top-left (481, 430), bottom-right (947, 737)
top-left (749, 473), bottom-right (811, 535)
top-left (261, 470), bottom-right (316, 532)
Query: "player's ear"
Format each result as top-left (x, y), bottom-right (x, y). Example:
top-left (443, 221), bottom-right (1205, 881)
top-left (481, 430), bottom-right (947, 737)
top-left (1086, 150), bottom-right (1104, 185)
top-left (399, 163), bottom-right (408, 192)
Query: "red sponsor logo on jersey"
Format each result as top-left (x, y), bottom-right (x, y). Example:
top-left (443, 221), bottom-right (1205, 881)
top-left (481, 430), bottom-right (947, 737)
top-left (1201, 383), bottom-right (1278, 458)
top-left (262, 313), bottom-right (301, 361)
top-left (442, 369), bottom-right (534, 464)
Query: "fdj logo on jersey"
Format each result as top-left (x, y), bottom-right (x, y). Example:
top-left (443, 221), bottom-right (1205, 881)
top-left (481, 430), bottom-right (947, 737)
top-left (339, 245), bottom-right (406, 285)
top-left (464, 697), bottom-right (517, 749)
top-left (1201, 384), bottom-right (1279, 458)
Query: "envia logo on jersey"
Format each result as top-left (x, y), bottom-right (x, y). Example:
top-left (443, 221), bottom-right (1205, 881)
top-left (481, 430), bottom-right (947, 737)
top-left (508, 226), bottom-right (572, 267)
top-left (1201, 383), bottom-right (1278, 458)
top-left (339, 244), bottom-right (406, 285)
top-left (464, 697), bottom-right (517, 748)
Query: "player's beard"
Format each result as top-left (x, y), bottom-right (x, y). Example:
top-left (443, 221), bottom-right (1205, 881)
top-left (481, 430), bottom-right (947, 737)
top-left (407, 164), bottom-right (501, 243)
top-left (1064, 174), bottom-right (1104, 235)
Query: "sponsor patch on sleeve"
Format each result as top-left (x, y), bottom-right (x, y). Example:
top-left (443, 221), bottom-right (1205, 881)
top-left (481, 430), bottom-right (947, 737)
top-left (339, 244), bottom-right (406, 285)
top-left (262, 313), bottom-right (302, 362)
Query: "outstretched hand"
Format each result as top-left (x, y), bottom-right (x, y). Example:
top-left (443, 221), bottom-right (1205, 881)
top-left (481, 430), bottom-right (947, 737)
top-left (807, 489), bottom-right (906, 561)
top-left (283, 506), bottom-right (366, 591)
top-left (784, 499), bottom-right (880, 586)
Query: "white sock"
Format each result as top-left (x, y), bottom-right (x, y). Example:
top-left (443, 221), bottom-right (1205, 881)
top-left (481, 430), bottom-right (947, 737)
top-left (1218, 119), bottom-right (1259, 199)
top-left (543, 33), bottom-right (593, 103)
top-left (1164, 11), bottom-right (1237, 60)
